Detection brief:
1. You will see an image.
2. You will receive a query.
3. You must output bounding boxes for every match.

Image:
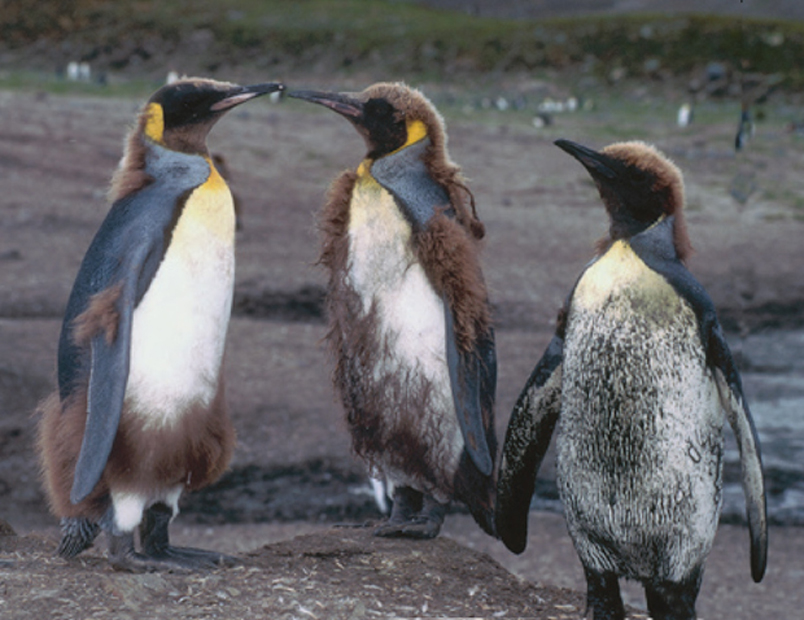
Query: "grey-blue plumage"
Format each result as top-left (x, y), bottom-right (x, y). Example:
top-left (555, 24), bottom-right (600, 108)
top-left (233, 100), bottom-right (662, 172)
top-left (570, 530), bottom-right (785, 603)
top-left (497, 140), bottom-right (767, 620)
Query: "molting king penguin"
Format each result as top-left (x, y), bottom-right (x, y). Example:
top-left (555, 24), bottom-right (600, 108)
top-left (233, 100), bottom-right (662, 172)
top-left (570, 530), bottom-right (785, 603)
top-left (289, 83), bottom-right (497, 539)
top-left (496, 139), bottom-right (767, 619)
top-left (36, 77), bottom-right (284, 571)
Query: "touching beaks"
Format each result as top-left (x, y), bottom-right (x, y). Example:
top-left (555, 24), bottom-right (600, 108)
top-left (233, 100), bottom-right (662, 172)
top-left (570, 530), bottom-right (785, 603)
top-left (287, 90), bottom-right (364, 121)
top-left (211, 82), bottom-right (286, 112)
top-left (554, 138), bottom-right (620, 181)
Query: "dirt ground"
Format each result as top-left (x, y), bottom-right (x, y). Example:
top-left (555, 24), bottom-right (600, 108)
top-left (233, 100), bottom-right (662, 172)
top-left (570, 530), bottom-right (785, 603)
top-left (1, 62), bottom-right (803, 619)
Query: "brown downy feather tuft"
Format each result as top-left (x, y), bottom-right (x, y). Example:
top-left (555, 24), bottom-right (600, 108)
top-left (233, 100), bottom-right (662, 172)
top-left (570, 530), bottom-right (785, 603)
top-left (37, 390), bottom-right (110, 520)
top-left (317, 170), bottom-right (356, 277)
top-left (36, 375), bottom-right (234, 521)
top-left (415, 212), bottom-right (491, 353)
top-left (601, 141), bottom-right (693, 263)
top-left (108, 113), bottom-right (153, 203)
top-left (71, 283), bottom-right (123, 347)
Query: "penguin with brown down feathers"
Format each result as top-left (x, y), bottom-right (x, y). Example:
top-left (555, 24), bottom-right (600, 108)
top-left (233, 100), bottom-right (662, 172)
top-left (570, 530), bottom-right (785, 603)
top-left (37, 77), bottom-right (283, 571)
top-left (290, 83), bottom-right (497, 539)
top-left (496, 140), bottom-right (767, 619)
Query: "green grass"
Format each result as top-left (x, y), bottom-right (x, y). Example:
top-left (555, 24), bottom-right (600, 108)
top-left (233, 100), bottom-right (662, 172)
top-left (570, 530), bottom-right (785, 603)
top-left (4, 1), bottom-right (804, 89)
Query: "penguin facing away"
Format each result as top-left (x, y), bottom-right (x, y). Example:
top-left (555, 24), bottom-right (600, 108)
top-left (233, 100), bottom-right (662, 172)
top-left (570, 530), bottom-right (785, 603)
top-left (37, 77), bottom-right (284, 571)
top-left (289, 83), bottom-right (497, 539)
top-left (496, 140), bottom-right (767, 620)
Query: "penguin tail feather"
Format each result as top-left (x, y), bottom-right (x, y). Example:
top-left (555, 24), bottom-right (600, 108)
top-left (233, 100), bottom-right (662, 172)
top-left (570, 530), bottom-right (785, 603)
top-left (57, 517), bottom-right (101, 559)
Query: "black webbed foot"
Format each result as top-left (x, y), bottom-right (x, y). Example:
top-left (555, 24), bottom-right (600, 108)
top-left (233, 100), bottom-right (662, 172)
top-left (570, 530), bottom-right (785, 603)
top-left (373, 487), bottom-right (447, 540)
top-left (107, 503), bottom-right (237, 572)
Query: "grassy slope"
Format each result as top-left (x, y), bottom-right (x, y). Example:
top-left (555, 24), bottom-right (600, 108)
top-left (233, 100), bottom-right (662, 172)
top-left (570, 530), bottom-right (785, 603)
top-left (2, 1), bottom-right (803, 90)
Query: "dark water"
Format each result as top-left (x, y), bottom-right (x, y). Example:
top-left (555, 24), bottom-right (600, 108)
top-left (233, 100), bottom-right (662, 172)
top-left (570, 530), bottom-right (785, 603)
top-left (725, 329), bottom-right (804, 525)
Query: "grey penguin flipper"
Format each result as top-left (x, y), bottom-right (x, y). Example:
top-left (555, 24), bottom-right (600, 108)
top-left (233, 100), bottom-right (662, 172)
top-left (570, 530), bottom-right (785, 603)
top-left (444, 299), bottom-right (495, 476)
top-left (370, 137), bottom-right (451, 228)
top-left (710, 328), bottom-right (768, 583)
top-left (62, 146), bottom-right (211, 505)
top-left (69, 285), bottom-right (135, 504)
top-left (496, 334), bottom-right (563, 554)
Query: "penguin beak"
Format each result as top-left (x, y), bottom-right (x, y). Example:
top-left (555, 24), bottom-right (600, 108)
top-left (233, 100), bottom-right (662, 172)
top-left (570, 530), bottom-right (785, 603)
top-left (287, 90), bottom-right (364, 121)
top-left (554, 139), bottom-right (620, 181)
top-left (211, 82), bottom-right (285, 112)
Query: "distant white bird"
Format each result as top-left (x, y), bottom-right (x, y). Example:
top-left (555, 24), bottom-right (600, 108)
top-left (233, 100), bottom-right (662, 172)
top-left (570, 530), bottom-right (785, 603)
top-left (67, 61), bottom-right (80, 81)
top-left (677, 103), bottom-right (693, 127)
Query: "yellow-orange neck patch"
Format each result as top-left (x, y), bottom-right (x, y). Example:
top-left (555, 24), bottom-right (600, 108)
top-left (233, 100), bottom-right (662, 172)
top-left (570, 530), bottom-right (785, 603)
top-left (205, 156), bottom-right (229, 191)
top-left (143, 102), bottom-right (165, 143)
top-left (400, 119), bottom-right (427, 150)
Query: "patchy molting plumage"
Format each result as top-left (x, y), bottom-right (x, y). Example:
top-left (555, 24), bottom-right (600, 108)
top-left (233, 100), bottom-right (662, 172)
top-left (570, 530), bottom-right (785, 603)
top-left (558, 239), bottom-right (724, 583)
top-left (314, 83), bottom-right (496, 532)
top-left (337, 170), bottom-right (464, 500)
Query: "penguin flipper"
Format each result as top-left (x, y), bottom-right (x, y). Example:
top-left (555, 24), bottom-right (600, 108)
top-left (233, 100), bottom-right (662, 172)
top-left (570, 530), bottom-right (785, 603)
top-left (70, 281), bottom-right (135, 505)
top-left (710, 325), bottom-right (768, 583)
top-left (370, 138), bottom-right (450, 228)
top-left (444, 300), bottom-right (495, 477)
top-left (496, 335), bottom-right (563, 554)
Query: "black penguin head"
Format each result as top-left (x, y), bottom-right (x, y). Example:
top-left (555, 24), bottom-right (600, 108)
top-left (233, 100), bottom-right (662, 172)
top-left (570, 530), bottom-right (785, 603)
top-left (143, 78), bottom-right (284, 153)
top-left (289, 82), bottom-right (445, 160)
top-left (555, 139), bottom-right (692, 259)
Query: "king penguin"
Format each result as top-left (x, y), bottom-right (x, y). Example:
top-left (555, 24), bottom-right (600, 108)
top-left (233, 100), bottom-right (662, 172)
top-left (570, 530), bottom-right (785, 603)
top-left (37, 77), bottom-right (284, 571)
top-left (496, 140), bottom-right (767, 619)
top-left (289, 83), bottom-right (497, 539)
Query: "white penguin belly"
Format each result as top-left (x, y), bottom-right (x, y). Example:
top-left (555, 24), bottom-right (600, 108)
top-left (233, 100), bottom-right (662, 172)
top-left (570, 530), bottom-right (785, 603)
top-left (346, 177), bottom-right (462, 494)
top-left (558, 242), bottom-right (724, 582)
top-left (125, 181), bottom-right (235, 428)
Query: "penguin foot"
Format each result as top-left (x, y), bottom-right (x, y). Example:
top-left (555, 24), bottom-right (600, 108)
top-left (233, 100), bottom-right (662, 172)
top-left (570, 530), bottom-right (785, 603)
top-left (106, 502), bottom-right (238, 572)
top-left (333, 519), bottom-right (378, 529)
top-left (583, 566), bottom-right (625, 620)
top-left (372, 487), bottom-right (447, 539)
top-left (373, 515), bottom-right (443, 539)
top-left (143, 545), bottom-right (239, 570)
top-left (108, 532), bottom-right (237, 573)
top-left (643, 566), bottom-right (702, 620)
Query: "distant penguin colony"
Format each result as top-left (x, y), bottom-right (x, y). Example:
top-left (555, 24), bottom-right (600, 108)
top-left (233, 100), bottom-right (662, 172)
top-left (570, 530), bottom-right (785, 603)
top-left (289, 83), bottom-right (497, 539)
top-left (30, 69), bottom-right (767, 618)
top-left (496, 139), bottom-right (767, 620)
top-left (37, 77), bottom-right (283, 571)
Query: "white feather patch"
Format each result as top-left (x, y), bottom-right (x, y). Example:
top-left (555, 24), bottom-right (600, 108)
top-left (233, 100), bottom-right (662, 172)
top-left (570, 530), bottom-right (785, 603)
top-left (125, 179), bottom-right (235, 428)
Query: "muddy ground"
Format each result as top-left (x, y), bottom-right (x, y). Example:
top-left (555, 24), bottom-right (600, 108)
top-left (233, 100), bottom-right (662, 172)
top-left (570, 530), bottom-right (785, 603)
top-left (1, 53), bottom-right (803, 620)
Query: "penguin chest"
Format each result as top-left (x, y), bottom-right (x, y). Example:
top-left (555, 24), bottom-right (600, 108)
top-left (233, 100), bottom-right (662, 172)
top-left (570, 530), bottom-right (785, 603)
top-left (126, 173), bottom-right (236, 427)
top-left (347, 177), bottom-right (449, 384)
top-left (558, 241), bottom-right (724, 578)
